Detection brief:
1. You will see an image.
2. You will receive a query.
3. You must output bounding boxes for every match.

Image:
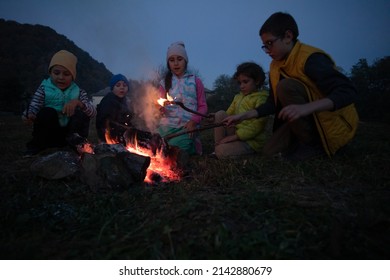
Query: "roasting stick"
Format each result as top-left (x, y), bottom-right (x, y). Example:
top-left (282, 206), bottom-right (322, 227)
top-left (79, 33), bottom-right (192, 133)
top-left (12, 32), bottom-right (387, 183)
top-left (110, 121), bottom-right (225, 144)
top-left (164, 101), bottom-right (212, 119)
top-left (164, 122), bottom-right (225, 140)
top-left (113, 98), bottom-right (224, 142)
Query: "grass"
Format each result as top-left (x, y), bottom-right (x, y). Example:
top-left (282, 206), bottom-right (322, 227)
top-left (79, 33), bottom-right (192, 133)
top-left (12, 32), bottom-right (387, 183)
top-left (0, 115), bottom-right (389, 259)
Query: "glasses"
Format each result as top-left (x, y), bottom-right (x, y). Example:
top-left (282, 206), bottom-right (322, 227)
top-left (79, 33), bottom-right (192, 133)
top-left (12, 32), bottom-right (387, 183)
top-left (261, 37), bottom-right (282, 52)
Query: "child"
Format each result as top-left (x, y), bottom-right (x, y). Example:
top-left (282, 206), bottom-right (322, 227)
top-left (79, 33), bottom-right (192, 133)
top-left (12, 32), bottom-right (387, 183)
top-left (157, 41), bottom-right (208, 155)
top-left (212, 62), bottom-right (268, 159)
top-left (223, 12), bottom-right (359, 161)
top-left (96, 74), bottom-right (133, 143)
top-left (22, 50), bottom-right (96, 156)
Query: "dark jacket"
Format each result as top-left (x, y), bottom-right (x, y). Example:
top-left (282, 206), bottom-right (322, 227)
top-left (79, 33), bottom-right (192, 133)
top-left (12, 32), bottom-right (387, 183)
top-left (96, 92), bottom-right (133, 142)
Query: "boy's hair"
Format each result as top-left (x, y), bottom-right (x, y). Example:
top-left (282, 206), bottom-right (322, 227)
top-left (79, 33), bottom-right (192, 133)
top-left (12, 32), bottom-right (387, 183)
top-left (233, 62), bottom-right (266, 88)
top-left (259, 12), bottom-right (299, 41)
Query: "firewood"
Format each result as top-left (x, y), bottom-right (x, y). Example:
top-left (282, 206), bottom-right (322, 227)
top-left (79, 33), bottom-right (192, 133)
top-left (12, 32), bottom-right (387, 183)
top-left (118, 151), bottom-right (150, 182)
top-left (80, 146), bottom-right (151, 191)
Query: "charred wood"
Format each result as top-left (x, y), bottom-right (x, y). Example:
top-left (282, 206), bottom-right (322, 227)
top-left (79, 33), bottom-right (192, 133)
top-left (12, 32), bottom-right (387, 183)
top-left (123, 128), bottom-right (170, 156)
top-left (80, 144), bottom-right (151, 192)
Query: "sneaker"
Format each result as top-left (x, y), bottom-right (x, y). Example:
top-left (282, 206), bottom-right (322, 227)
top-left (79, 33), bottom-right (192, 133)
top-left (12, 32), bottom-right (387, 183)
top-left (22, 147), bottom-right (42, 158)
top-left (282, 142), bottom-right (326, 161)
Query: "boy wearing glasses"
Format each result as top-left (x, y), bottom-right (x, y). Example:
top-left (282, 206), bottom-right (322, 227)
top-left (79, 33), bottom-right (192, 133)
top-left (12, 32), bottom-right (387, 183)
top-left (223, 12), bottom-right (359, 160)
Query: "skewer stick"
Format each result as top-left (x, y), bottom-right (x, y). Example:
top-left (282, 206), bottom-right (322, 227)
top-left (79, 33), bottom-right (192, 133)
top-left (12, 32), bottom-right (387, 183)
top-left (164, 101), bottom-right (212, 118)
top-left (164, 122), bottom-right (225, 140)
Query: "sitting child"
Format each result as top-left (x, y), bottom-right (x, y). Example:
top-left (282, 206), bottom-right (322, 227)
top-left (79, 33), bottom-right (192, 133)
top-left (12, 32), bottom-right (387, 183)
top-left (22, 50), bottom-right (96, 156)
top-left (96, 74), bottom-right (133, 143)
top-left (212, 62), bottom-right (269, 159)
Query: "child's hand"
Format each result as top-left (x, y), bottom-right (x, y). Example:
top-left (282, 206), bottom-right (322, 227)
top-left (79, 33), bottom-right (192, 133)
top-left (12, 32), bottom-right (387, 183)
top-left (22, 113), bottom-right (35, 125)
top-left (184, 120), bottom-right (196, 138)
top-left (223, 114), bottom-right (240, 126)
top-left (205, 113), bottom-right (215, 124)
top-left (278, 104), bottom-right (309, 122)
top-left (63, 100), bottom-right (83, 117)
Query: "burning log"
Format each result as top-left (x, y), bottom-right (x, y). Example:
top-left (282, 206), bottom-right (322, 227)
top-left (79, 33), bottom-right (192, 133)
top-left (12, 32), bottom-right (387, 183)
top-left (80, 143), bottom-right (151, 192)
top-left (119, 149), bottom-right (151, 182)
top-left (123, 128), bottom-right (170, 156)
top-left (66, 126), bottom-right (187, 187)
top-left (29, 124), bottom-right (187, 190)
top-left (66, 133), bottom-right (94, 154)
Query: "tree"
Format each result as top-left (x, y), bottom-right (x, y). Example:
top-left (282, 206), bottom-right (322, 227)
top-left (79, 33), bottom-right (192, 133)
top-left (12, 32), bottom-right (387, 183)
top-left (350, 57), bottom-right (390, 123)
top-left (207, 74), bottom-right (239, 112)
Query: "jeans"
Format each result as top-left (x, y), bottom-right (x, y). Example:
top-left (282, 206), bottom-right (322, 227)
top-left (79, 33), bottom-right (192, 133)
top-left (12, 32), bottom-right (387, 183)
top-left (262, 78), bottom-right (321, 157)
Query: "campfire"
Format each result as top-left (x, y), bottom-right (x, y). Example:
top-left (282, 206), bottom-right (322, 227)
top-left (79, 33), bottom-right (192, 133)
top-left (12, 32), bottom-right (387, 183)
top-left (72, 93), bottom-right (194, 188)
top-left (30, 91), bottom-right (224, 191)
top-left (104, 127), bottom-right (182, 184)
top-left (29, 126), bottom-right (184, 192)
top-left (70, 95), bottom-right (193, 189)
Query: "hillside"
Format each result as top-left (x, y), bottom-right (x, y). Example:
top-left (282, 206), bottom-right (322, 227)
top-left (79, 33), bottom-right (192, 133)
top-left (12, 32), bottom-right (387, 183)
top-left (0, 19), bottom-right (113, 113)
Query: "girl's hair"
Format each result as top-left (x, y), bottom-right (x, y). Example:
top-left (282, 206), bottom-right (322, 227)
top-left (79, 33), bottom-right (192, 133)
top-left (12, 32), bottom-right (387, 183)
top-left (164, 66), bottom-right (173, 92)
top-left (233, 62), bottom-right (266, 88)
top-left (259, 12), bottom-right (299, 41)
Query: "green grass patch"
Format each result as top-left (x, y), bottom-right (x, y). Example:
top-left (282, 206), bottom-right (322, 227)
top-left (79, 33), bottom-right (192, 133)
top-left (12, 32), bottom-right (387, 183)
top-left (0, 116), bottom-right (389, 259)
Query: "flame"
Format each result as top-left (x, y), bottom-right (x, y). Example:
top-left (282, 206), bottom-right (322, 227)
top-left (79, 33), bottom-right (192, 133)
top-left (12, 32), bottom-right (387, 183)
top-left (104, 128), bottom-right (120, 145)
top-left (105, 129), bottom-right (181, 184)
top-left (79, 143), bottom-right (94, 154)
top-left (127, 137), bottom-right (180, 183)
top-left (157, 92), bottom-right (174, 107)
top-left (95, 92), bottom-right (182, 184)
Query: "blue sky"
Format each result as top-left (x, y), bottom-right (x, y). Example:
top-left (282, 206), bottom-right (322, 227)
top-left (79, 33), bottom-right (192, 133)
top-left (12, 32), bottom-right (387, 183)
top-left (0, 0), bottom-right (389, 89)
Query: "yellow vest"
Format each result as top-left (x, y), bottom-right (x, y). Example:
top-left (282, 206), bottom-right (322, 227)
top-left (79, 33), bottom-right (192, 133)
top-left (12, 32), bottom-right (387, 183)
top-left (269, 41), bottom-right (359, 156)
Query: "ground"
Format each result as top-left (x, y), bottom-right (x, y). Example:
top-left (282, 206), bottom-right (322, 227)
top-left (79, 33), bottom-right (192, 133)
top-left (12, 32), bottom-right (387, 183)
top-left (0, 115), bottom-right (389, 259)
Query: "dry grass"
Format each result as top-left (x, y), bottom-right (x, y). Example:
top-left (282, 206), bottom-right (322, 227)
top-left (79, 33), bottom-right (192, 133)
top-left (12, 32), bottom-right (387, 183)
top-left (0, 115), bottom-right (389, 259)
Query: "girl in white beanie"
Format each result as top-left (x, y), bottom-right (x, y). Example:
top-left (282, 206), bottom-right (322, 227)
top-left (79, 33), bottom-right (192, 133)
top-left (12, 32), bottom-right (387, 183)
top-left (158, 41), bottom-right (208, 155)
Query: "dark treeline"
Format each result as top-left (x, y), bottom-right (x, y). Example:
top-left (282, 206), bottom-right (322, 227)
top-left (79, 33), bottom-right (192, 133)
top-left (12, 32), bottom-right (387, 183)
top-left (350, 57), bottom-right (390, 123)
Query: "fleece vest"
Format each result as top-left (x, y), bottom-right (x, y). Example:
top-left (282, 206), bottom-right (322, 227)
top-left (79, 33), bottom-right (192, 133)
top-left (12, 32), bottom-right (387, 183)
top-left (269, 41), bottom-right (359, 156)
top-left (159, 73), bottom-right (197, 127)
top-left (42, 78), bottom-right (80, 126)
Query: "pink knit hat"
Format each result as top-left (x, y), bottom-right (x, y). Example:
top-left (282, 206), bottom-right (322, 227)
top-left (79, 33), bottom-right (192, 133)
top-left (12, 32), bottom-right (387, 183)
top-left (166, 41), bottom-right (188, 62)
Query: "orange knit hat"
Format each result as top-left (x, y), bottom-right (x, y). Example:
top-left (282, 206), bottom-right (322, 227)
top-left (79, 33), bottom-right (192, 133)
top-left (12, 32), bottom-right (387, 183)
top-left (48, 50), bottom-right (78, 80)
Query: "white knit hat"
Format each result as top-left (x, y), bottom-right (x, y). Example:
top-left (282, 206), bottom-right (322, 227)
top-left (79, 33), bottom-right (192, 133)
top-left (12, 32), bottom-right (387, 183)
top-left (166, 41), bottom-right (188, 62)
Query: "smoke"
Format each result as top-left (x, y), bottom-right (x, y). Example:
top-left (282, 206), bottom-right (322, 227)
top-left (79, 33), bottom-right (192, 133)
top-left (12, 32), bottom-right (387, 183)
top-left (129, 82), bottom-right (161, 133)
